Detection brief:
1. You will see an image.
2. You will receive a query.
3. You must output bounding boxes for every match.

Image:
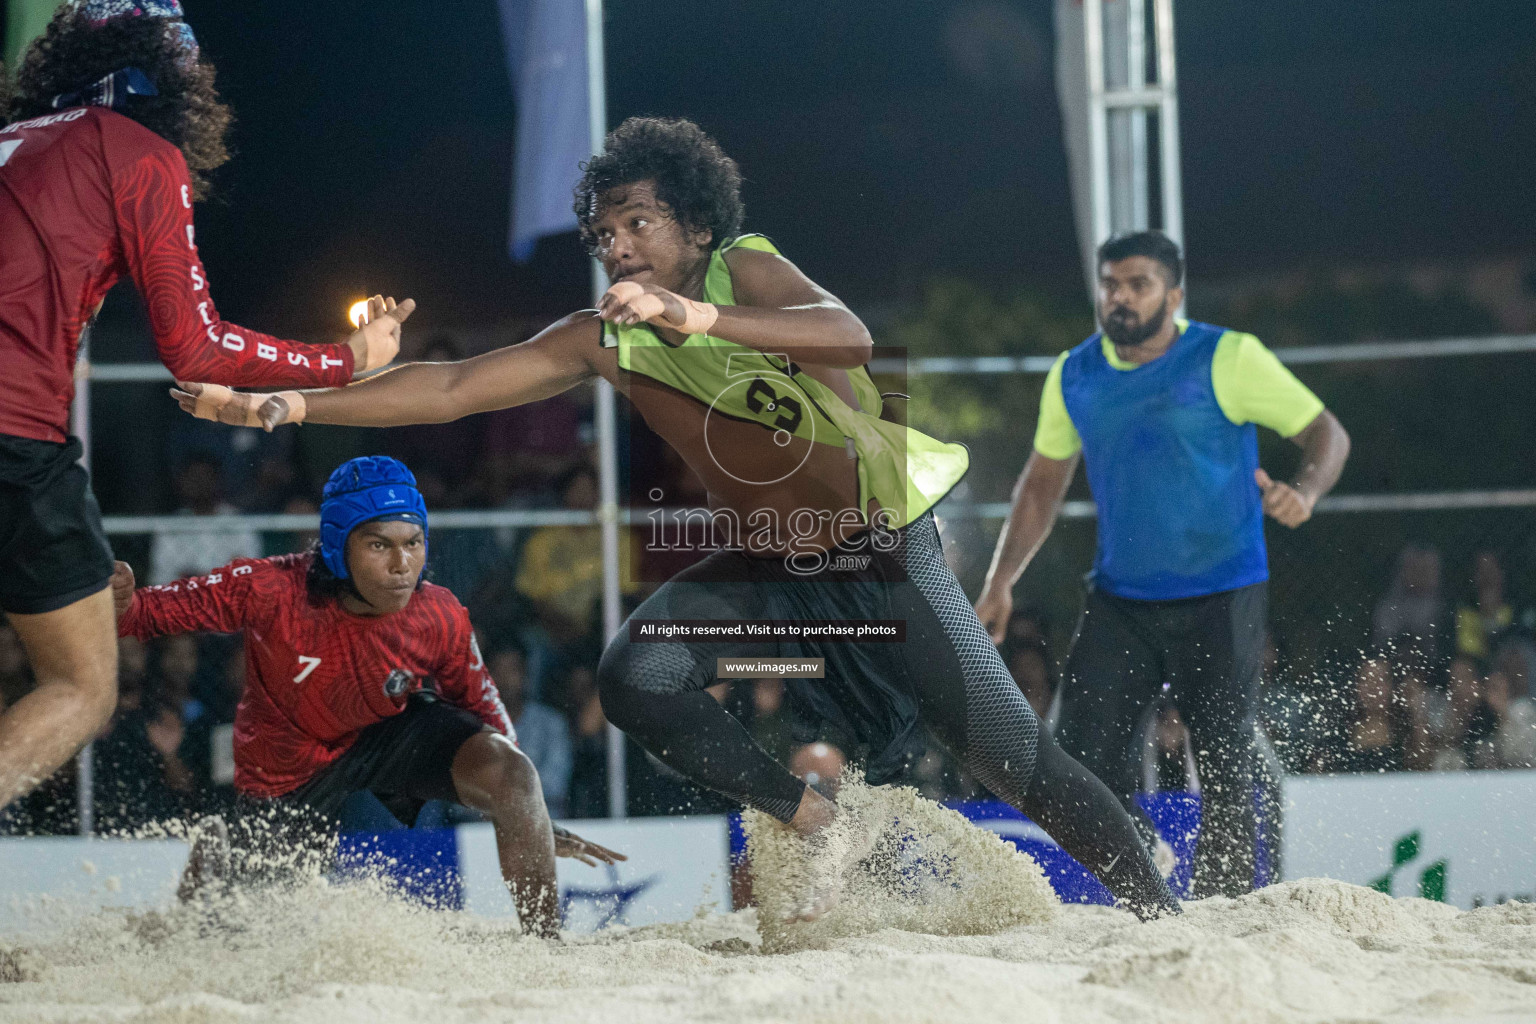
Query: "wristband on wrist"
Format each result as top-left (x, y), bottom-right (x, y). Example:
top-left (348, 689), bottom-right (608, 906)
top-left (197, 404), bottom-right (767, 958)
top-left (358, 330), bottom-right (396, 373)
top-left (273, 391), bottom-right (307, 425)
top-left (189, 383), bottom-right (266, 427)
top-left (675, 297), bottom-right (719, 335)
top-left (188, 383), bottom-right (236, 422)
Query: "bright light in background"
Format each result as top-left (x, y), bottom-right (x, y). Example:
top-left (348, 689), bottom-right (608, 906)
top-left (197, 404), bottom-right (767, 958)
top-left (347, 300), bottom-right (370, 328)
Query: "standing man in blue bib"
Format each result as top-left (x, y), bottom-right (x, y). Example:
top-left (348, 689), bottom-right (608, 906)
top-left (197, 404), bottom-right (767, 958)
top-left (975, 231), bottom-right (1350, 897)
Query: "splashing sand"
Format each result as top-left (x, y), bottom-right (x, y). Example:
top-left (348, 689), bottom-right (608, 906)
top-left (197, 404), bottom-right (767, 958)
top-left (743, 775), bottom-right (1060, 951)
top-left (1, 783), bottom-right (1533, 1023)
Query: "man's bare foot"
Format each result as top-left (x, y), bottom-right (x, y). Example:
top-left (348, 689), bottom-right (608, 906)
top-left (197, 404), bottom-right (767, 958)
top-left (788, 877), bottom-right (841, 923)
top-left (783, 786), bottom-right (880, 923)
top-left (789, 786), bottom-right (838, 839)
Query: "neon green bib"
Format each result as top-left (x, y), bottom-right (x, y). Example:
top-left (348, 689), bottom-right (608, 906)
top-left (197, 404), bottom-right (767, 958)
top-left (601, 234), bottom-right (968, 527)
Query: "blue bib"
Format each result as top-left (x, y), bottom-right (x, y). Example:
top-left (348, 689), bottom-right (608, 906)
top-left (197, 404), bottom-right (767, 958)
top-left (1060, 321), bottom-right (1267, 600)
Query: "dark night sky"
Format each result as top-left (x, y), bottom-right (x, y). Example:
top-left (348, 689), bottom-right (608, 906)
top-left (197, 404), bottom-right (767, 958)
top-left (161, 1), bottom-right (1536, 338)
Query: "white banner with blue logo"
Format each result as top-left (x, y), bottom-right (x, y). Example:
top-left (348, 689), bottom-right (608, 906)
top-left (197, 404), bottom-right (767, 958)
top-left (459, 817), bottom-right (731, 931)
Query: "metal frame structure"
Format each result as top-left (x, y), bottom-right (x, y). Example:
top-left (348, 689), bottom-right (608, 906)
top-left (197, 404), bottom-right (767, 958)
top-left (71, 333), bottom-right (95, 836)
top-left (1082, 0), bottom-right (1184, 251)
top-left (84, 331), bottom-right (1536, 386)
top-left (584, 0), bottom-right (628, 821)
top-left (90, 327), bottom-right (1536, 533)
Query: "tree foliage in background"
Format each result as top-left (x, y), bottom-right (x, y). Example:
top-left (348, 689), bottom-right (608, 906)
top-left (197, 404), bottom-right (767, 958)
top-left (868, 281), bottom-right (1094, 648)
top-left (876, 278), bottom-right (1092, 502)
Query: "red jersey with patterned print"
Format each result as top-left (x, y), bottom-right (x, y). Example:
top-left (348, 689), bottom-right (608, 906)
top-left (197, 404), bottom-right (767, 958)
top-left (118, 553), bottom-right (513, 798)
top-left (0, 106), bottom-right (355, 443)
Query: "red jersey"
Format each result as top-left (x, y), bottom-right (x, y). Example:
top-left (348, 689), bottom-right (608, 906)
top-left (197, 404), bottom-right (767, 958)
top-left (119, 553), bottom-right (513, 798)
top-left (0, 107), bottom-right (355, 443)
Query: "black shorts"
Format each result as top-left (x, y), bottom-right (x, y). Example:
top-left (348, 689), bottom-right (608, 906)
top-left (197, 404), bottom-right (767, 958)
top-left (225, 695), bottom-right (488, 882)
top-left (1055, 580), bottom-right (1267, 895)
top-left (1056, 581), bottom-right (1268, 775)
top-left (279, 692), bottom-right (486, 821)
top-left (0, 432), bottom-right (114, 615)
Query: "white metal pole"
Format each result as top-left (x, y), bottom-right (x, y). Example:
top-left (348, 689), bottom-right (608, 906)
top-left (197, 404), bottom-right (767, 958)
top-left (585, 0), bottom-right (627, 820)
top-left (1083, 0), bottom-right (1111, 249)
top-left (1154, 0), bottom-right (1184, 248)
top-left (72, 330), bottom-right (95, 837)
top-left (1127, 0), bottom-right (1149, 228)
top-left (1103, 0), bottom-right (1130, 233)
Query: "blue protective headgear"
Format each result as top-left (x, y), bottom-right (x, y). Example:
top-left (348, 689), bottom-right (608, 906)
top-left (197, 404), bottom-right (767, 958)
top-left (319, 457), bottom-right (428, 580)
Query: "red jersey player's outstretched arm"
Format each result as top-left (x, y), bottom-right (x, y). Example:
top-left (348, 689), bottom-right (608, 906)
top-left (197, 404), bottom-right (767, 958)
top-left (114, 556), bottom-right (280, 640)
top-left (172, 311), bottom-right (598, 430)
top-left (111, 144), bottom-right (409, 387)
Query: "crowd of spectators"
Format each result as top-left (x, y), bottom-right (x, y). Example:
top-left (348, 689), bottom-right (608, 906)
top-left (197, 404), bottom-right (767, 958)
top-left (7, 536), bottom-right (1536, 837)
top-left (9, 542), bottom-right (1536, 836)
top-left (0, 629), bottom-right (246, 835)
top-left (1261, 545), bottom-right (1536, 777)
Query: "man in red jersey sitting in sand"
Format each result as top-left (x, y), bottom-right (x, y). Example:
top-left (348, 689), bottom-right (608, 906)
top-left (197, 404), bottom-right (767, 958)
top-left (113, 456), bottom-right (621, 936)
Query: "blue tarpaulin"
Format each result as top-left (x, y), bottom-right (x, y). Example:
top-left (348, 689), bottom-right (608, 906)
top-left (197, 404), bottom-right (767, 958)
top-left (343, 792), bottom-right (1273, 920)
top-left (498, 0), bottom-right (593, 262)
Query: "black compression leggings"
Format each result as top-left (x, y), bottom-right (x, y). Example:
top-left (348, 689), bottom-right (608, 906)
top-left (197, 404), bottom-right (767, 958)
top-left (598, 514), bottom-right (1179, 918)
top-left (1056, 583), bottom-right (1266, 899)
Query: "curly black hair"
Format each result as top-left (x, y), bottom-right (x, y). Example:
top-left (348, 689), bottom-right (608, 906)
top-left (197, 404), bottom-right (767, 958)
top-left (5, 7), bottom-right (232, 199)
top-left (574, 116), bottom-right (744, 255)
top-left (304, 540), bottom-right (361, 607)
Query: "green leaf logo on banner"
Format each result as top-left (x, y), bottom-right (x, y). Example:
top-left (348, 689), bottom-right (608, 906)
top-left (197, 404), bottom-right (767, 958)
top-left (1368, 831), bottom-right (1449, 902)
top-left (1419, 860), bottom-right (1449, 902)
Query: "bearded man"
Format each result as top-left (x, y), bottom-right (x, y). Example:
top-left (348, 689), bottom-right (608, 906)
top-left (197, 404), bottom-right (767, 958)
top-left (975, 230), bottom-right (1350, 897)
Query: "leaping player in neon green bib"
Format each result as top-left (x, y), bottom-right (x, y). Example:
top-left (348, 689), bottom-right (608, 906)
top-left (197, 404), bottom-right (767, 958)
top-left (173, 117), bottom-right (1180, 922)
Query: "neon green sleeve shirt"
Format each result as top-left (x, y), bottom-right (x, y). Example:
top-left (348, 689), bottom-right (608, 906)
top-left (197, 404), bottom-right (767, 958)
top-left (1033, 353), bottom-right (1081, 459)
top-left (1031, 327), bottom-right (1326, 459)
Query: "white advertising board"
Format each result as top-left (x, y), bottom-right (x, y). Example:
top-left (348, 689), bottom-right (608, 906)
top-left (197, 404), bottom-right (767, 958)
top-left (0, 815), bottom-right (731, 938)
top-left (0, 837), bottom-right (189, 937)
top-left (456, 815), bottom-right (731, 933)
top-left (1281, 769), bottom-right (1536, 909)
